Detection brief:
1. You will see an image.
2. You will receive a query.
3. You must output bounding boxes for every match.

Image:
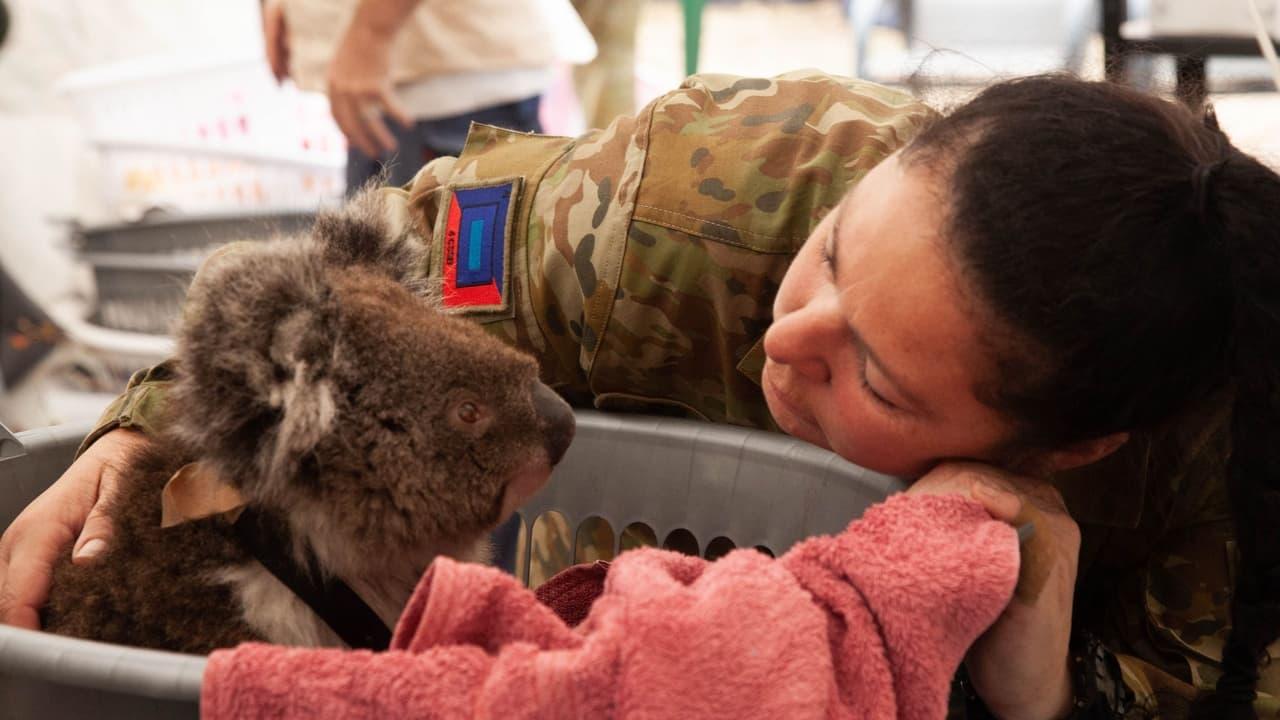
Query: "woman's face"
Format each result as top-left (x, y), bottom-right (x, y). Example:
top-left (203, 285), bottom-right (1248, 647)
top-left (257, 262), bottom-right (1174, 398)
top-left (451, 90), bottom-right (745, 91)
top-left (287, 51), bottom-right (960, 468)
top-left (763, 152), bottom-right (1016, 478)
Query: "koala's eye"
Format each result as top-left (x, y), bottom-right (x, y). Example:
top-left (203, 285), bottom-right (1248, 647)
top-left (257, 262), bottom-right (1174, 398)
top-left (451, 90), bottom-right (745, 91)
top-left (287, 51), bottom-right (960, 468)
top-left (456, 401), bottom-right (480, 424)
top-left (446, 394), bottom-right (489, 433)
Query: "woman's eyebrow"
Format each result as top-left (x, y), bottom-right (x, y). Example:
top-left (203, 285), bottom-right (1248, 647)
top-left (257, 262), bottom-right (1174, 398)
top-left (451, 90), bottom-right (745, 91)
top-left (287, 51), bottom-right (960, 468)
top-left (827, 199), bottom-right (847, 279)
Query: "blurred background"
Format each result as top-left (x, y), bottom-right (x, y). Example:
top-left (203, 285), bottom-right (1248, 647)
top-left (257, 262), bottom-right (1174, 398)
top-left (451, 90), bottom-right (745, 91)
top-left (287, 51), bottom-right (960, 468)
top-left (0, 0), bottom-right (1277, 432)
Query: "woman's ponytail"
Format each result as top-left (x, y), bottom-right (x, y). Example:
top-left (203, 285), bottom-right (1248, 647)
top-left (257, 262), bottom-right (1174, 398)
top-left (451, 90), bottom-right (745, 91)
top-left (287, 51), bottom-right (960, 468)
top-left (903, 78), bottom-right (1280, 717)
top-left (1189, 148), bottom-right (1280, 719)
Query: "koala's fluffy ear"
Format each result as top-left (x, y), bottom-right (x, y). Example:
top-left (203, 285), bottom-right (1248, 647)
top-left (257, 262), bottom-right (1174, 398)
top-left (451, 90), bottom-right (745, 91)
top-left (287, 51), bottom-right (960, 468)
top-left (171, 236), bottom-right (341, 491)
top-left (313, 185), bottom-right (433, 300)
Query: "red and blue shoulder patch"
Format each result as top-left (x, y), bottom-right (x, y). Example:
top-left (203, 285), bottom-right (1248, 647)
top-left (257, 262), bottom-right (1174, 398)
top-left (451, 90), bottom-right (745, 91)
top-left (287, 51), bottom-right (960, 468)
top-left (441, 179), bottom-right (521, 312)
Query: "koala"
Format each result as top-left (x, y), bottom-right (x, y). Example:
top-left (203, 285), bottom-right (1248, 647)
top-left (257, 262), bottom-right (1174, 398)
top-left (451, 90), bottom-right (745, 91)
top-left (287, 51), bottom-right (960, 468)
top-left (43, 192), bottom-right (575, 654)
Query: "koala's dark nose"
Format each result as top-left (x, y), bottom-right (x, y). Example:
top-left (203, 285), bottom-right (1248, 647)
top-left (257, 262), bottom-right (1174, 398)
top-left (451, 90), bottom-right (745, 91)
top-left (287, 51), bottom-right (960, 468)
top-left (532, 381), bottom-right (575, 466)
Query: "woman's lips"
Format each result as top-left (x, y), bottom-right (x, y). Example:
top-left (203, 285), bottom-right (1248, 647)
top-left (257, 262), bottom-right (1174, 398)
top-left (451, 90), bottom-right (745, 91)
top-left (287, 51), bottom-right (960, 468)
top-left (763, 363), bottom-right (826, 447)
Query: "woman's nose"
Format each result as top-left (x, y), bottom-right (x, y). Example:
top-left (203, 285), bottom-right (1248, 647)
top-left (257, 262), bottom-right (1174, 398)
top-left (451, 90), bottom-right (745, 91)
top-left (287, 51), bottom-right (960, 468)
top-left (764, 296), bottom-right (843, 383)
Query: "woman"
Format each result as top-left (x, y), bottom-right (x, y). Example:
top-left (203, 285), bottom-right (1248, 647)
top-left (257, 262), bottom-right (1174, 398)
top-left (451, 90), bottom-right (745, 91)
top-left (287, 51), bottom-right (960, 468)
top-left (2, 70), bottom-right (1277, 718)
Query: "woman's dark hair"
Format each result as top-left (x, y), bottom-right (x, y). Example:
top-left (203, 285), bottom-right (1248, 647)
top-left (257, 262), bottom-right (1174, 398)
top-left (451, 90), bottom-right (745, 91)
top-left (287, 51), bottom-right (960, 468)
top-left (904, 77), bottom-right (1280, 718)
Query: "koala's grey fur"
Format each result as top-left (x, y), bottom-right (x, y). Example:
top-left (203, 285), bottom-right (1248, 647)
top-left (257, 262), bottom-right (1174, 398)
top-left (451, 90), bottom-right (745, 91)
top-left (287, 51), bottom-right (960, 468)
top-left (44, 189), bottom-right (573, 653)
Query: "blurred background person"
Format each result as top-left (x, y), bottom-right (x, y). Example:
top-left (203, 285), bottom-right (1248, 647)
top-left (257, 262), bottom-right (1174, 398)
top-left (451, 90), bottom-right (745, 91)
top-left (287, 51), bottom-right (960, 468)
top-left (570, 0), bottom-right (641, 129)
top-left (262, 0), bottom-right (594, 191)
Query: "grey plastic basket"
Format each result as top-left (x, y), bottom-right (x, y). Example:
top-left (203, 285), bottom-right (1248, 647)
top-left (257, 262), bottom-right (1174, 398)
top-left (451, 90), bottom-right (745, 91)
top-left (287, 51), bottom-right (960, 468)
top-left (0, 413), bottom-right (903, 719)
top-left (76, 212), bottom-right (315, 335)
top-left (75, 212), bottom-right (316, 255)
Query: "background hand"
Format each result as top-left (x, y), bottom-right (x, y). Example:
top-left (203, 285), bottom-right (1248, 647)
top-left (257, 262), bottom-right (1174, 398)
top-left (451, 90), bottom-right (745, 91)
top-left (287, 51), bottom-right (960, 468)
top-left (326, 20), bottom-right (411, 159)
top-left (0, 429), bottom-right (146, 629)
top-left (261, 0), bottom-right (290, 83)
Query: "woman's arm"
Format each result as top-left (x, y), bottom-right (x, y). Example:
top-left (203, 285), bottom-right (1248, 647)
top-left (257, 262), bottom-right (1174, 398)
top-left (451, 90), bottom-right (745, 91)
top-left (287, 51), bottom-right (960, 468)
top-left (909, 462), bottom-right (1280, 719)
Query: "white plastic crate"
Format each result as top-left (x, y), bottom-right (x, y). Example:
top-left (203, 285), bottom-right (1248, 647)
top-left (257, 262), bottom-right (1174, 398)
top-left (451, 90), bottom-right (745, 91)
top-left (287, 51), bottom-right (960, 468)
top-left (95, 143), bottom-right (342, 218)
top-left (58, 52), bottom-right (346, 218)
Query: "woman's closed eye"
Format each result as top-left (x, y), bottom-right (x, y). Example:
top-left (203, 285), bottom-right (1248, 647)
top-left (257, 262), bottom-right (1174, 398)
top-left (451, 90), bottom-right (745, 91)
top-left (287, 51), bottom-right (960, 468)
top-left (820, 228), bottom-right (838, 275)
top-left (819, 228), bottom-right (899, 412)
top-left (859, 352), bottom-right (900, 411)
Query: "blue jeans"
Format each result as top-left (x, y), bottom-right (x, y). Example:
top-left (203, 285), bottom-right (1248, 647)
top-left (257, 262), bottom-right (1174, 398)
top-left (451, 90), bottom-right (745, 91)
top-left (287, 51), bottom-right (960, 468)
top-left (345, 95), bottom-right (543, 194)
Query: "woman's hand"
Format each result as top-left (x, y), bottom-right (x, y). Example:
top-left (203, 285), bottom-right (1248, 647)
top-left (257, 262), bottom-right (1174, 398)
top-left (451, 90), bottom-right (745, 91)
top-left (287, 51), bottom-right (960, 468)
top-left (326, 14), bottom-right (411, 159)
top-left (0, 429), bottom-right (148, 629)
top-left (907, 461), bottom-right (1080, 720)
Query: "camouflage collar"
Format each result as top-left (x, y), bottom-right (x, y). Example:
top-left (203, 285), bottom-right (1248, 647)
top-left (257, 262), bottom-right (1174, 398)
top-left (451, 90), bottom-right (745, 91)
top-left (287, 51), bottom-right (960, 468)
top-left (736, 337), bottom-right (768, 388)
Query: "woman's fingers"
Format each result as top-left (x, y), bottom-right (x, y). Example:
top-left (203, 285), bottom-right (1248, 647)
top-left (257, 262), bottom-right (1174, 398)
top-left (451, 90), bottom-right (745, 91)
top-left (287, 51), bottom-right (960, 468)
top-left (333, 89), bottom-right (407, 158)
top-left (0, 429), bottom-right (146, 628)
top-left (0, 550), bottom-right (64, 629)
top-left (72, 459), bottom-right (124, 562)
top-left (72, 430), bottom-right (146, 562)
top-left (969, 482), bottom-right (1023, 523)
top-left (0, 474), bottom-right (85, 627)
top-left (905, 461), bottom-right (1071, 603)
top-left (906, 461), bottom-right (1024, 522)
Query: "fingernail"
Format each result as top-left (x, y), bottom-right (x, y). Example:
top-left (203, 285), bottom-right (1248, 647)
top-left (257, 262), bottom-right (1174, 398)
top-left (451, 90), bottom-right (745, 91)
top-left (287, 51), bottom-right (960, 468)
top-left (75, 539), bottom-right (106, 560)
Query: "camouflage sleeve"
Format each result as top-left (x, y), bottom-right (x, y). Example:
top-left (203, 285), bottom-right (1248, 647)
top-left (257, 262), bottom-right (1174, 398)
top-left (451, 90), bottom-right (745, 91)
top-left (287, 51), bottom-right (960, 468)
top-left (584, 71), bottom-right (935, 427)
top-left (1085, 425), bottom-right (1278, 718)
top-left (400, 155), bottom-right (458, 241)
top-left (958, 628), bottom-right (1274, 719)
top-left (1114, 655), bottom-right (1278, 717)
top-left (75, 362), bottom-right (174, 457)
top-left (1110, 514), bottom-right (1280, 718)
top-left (395, 72), bottom-right (937, 427)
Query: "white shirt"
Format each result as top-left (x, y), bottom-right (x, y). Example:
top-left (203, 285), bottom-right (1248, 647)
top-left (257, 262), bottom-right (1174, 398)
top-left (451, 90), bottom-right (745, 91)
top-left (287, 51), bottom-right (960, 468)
top-left (395, 66), bottom-right (552, 121)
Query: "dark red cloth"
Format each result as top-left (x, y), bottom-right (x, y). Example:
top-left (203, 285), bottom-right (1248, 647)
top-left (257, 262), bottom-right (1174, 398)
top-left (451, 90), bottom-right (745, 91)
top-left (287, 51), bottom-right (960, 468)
top-left (534, 560), bottom-right (610, 628)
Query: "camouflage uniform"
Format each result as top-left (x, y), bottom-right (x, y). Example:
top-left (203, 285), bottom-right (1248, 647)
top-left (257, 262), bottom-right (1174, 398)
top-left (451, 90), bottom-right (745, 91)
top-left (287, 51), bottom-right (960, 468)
top-left (81, 72), bottom-right (1276, 717)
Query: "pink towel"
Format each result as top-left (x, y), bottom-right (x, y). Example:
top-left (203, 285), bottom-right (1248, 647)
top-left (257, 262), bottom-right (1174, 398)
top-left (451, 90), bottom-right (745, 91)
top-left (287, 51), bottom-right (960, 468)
top-left (202, 494), bottom-right (1018, 720)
